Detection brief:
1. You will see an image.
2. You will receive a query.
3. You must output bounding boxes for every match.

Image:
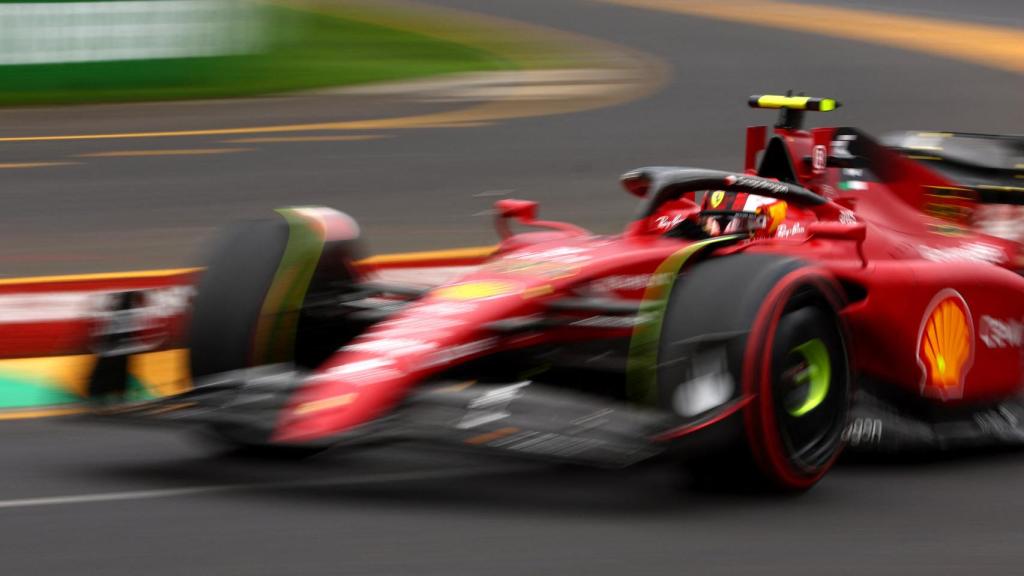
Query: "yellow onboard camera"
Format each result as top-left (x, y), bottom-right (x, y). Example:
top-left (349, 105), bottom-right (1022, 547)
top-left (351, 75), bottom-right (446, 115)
top-left (749, 94), bottom-right (841, 111)
top-left (749, 94), bottom-right (841, 129)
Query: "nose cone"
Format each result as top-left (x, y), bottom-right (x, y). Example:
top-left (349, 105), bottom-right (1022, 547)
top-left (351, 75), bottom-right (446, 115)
top-left (271, 295), bottom-right (522, 443)
top-left (272, 266), bottom-right (575, 443)
top-left (272, 352), bottom-right (411, 443)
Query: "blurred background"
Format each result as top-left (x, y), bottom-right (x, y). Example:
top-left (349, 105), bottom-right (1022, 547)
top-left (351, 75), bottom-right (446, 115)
top-left (0, 1), bottom-right (1023, 574)
top-left (0, 0), bottom-right (1020, 276)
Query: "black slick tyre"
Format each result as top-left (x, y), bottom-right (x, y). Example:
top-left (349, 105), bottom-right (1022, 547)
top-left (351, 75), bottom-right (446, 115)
top-left (657, 253), bottom-right (850, 491)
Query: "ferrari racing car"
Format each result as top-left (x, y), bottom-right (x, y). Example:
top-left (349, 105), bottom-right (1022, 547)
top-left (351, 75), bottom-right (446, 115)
top-left (87, 95), bottom-right (1024, 492)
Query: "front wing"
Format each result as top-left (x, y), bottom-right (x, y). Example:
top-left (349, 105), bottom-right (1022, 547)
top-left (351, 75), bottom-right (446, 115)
top-left (88, 365), bottom-right (675, 467)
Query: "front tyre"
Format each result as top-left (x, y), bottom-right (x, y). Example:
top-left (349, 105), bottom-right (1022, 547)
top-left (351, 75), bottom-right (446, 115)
top-left (657, 254), bottom-right (850, 491)
top-left (746, 284), bottom-right (850, 489)
top-left (189, 207), bottom-right (364, 378)
top-left (187, 207), bottom-right (364, 457)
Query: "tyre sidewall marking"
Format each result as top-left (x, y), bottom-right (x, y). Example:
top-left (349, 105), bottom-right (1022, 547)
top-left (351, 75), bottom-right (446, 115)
top-left (742, 268), bottom-right (846, 489)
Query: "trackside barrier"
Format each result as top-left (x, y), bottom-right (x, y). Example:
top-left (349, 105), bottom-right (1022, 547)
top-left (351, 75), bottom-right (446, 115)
top-left (0, 270), bottom-right (196, 416)
top-left (0, 246), bottom-right (496, 416)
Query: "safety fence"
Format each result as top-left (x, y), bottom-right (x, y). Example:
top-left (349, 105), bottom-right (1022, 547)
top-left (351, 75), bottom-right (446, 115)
top-left (0, 247), bottom-right (492, 418)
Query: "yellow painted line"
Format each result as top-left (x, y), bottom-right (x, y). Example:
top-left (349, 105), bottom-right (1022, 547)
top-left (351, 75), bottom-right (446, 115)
top-left (359, 245), bottom-right (497, 266)
top-left (407, 122), bottom-right (492, 129)
top-left (0, 162), bottom-right (79, 169)
top-left (0, 407), bottom-right (86, 421)
top-left (222, 135), bottom-right (389, 144)
top-left (0, 267), bottom-right (198, 288)
top-left (78, 148), bottom-right (253, 158)
top-left (0, 246), bottom-right (499, 287)
top-left (0, 99), bottom-right (578, 144)
top-left (597, 0), bottom-right (1024, 73)
top-left (0, 107), bottom-right (495, 143)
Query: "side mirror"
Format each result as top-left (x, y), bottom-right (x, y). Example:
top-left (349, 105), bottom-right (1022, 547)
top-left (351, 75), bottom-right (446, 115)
top-left (493, 199), bottom-right (587, 241)
top-left (494, 199), bottom-right (538, 222)
top-left (620, 170), bottom-right (650, 198)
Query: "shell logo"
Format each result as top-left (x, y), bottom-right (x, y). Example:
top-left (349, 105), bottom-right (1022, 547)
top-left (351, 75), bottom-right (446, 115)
top-left (916, 289), bottom-right (974, 400)
top-left (433, 280), bottom-right (518, 301)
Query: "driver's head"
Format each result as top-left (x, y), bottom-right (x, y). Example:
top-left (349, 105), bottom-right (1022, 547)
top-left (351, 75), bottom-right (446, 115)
top-left (697, 190), bottom-right (788, 237)
top-left (701, 190), bottom-right (748, 211)
top-left (699, 190), bottom-right (747, 236)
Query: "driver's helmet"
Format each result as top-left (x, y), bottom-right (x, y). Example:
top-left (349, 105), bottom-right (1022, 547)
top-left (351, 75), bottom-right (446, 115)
top-left (702, 189), bottom-right (747, 212)
top-left (700, 190), bottom-right (744, 236)
top-left (700, 190), bottom-right (786, 236)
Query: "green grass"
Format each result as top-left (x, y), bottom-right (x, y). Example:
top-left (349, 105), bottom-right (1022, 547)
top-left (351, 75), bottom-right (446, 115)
top-left (0, 3), bottom-right (516, 106)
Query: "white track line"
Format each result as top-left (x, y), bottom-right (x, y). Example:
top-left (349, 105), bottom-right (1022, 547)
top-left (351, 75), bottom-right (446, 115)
top-left (0, 465), bottom-right (525, 510)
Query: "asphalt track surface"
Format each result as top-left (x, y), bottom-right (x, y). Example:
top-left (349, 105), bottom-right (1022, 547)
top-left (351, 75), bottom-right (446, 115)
top-left (2, 1), bottom-right (1024, 574)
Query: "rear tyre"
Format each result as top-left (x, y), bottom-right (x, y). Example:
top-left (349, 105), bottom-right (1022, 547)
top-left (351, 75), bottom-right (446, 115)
top-left (657, 254), bottom-right (850, 491)
top-left (187, 208), bottom-right (363, 456)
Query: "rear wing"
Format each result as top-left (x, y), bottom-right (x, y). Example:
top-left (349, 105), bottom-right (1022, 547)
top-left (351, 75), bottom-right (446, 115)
top-left (744, 93), bottom-right (843, 189)
top-left (749, 94), bottom-right (840, 130)
top-left (826, 126), bottom-right (990, 223)
top-left (883, 131), bottom-right (1024, 204)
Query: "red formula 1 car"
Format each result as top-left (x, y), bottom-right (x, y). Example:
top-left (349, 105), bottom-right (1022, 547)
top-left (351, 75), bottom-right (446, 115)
top-left (88, 95), bottom-right (1024, 491)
